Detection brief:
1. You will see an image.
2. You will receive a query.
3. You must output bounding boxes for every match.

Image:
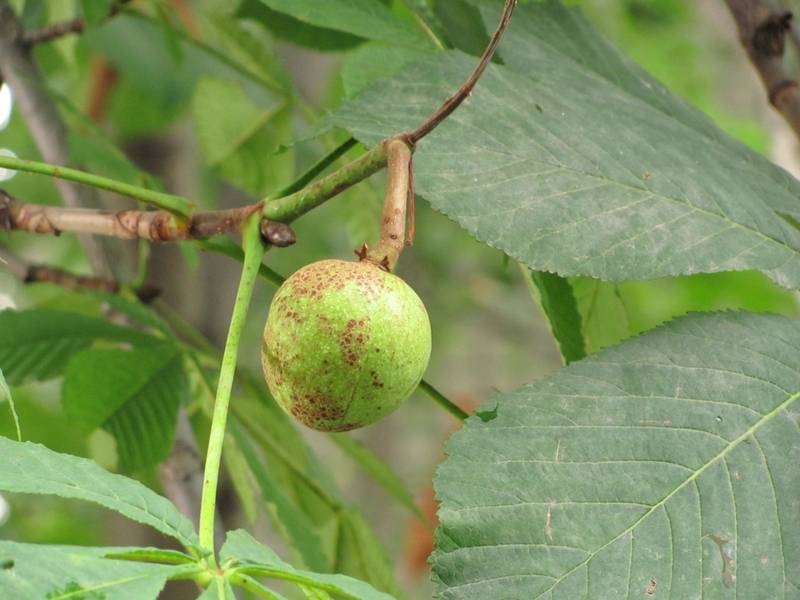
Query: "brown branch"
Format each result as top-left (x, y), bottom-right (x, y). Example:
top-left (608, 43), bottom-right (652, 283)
top-left (724, 0), bottom-right (800, 139)
top-left (409, 0), bottom-right (517, 143)
top-left (0, 190), bottom-right (296, 247)
top-left (24, 265), bottom-right (119, 293)
top-left (21, 18), bottom-right (85, 45)
top-left (20, 0), bottom-right (132, 46)
top-left (0, 244), bottom-right (162, 298)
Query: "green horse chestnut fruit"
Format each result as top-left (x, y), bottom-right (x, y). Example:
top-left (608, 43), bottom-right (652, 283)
top-left (262, 258), bottom-right (431, 432)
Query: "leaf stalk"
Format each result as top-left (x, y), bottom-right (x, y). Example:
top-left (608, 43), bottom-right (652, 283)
top-left (197, 214), bottom-right (265, 559)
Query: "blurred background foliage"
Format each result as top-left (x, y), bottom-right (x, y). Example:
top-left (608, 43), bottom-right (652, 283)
top-left (0, 0), bottom-right (799, 598)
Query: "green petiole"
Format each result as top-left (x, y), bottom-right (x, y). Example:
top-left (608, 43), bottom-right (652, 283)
top-left (0, 155), bottom-right (195, 215)
top-left (197, 214), bottom-right (265, 560)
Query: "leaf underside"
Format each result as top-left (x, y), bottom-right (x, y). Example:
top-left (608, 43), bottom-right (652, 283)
top-left (0, 438), bottom-right (199, 550)
top-left (432, 311), bottom-right (800, 598)
top-left (0, 541), bottom-right (186, 600)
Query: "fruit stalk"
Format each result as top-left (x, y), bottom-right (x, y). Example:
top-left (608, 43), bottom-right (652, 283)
top-left (365, 138), bottom-right (413, 271)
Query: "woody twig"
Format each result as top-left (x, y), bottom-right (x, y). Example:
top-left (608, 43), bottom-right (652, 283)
top-left (724, 0), bottom-right (800, 139)
top-left (0, 190), bottom-right (296, 247)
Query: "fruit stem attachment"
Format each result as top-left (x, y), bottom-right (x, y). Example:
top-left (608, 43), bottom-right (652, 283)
top-left (364, 138), bottom-right (414, 271)
top-left (198, 214), bottom-right (265, 561)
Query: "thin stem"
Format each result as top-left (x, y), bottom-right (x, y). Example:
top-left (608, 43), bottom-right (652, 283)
top-left (0, 155), bottom-right (195, 215)
top-left (262, 136), bottom-right (404, 223)
top-left (21, 17), bottom-right (85, 45)
top-left (20, 0), bottom-right (131, 45)
top-left (197, 215), bottom-right (265, 559)
top-left (266, 137), bottom-right (358, 200)
top-left (417, 379), bottom-right (468, 422)
top-left (409, 0), bottom-right (516, 143)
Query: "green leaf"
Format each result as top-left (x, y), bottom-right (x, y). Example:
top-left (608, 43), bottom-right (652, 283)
top-left (341, 44), bottom-right (431, 99)
top-left (0, 438), bottom-right (200, 549)
top-left (81, 0), bottom-right (112, 28)
top-left (232, 392), bottom-right (346, 511)
top-left (333, 511), bottom-right (406, 599)
top-left (204, 15), bottom-right (292, 92)
top-left (105, 548), bottom-right (197, 565)
top-left (0, 309), bottom-right (160, 385)
top-left (86, 12), bottom-right (286, 135)
top-left (571, 277), bottom-right (632, 352)
top-left (214, 105), bottom-right (295, 196)
top-left (228, 419), bottom-right (330, 573)
top-left (68, 130), bottom-right (153, 187)
top-left (231, 392), bottom-right (405, 596)
top-left (156, 2), bottom-right (185, 64)
top-left (524, 269), bottom-right (586, 364)
top-left (192, 76), bottom-right (282, 166)
top-left (432, 311), bottom-right (800, 598)
top-left (88, 291), bottom-right (173, 338)
top-left (328, 431), bottom-right (427, 525)
top-left (220, 529), bottom-right (397, 600)
top-left (0, 541), bottom-right (191, 600)
top-left (252, 0), bottom-right (435, 50)
top-left (299, 583), bottom-right (334, 600)
top-left (237, 0), bottom-right (363, 52)
top-left (433, 0), bottom-right (490, 57)
top-left (62, 345), bottom-right (188, 472)
top-left (0, 366), bottom-right (21, 441)
top-left (321, 0), bottom-right (800, 288)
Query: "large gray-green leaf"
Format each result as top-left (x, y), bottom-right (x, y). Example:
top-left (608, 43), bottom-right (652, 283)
top-left (0, 541), bottom-right (191, 600)
top-left (432, 311), bottom-right (800, 598)
top-left (0, 437), bottom-right (200, 550)
top-left (320, 0), bottom-right (800, 288)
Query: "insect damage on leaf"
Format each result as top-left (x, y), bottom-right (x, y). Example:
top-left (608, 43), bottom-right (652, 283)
top-left (704, 533), bottom-right (736, 585)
